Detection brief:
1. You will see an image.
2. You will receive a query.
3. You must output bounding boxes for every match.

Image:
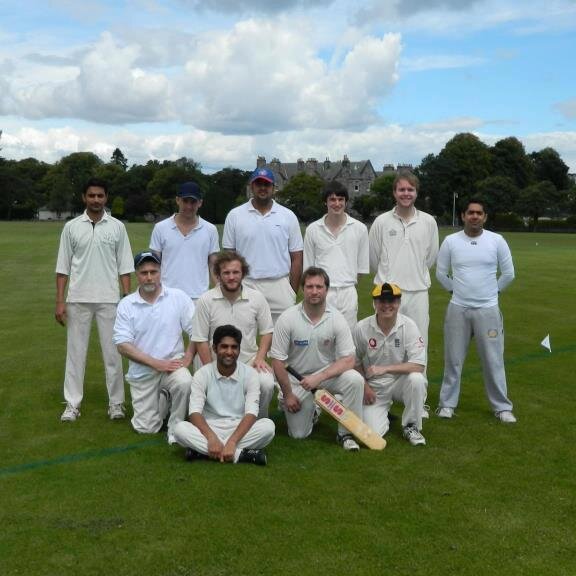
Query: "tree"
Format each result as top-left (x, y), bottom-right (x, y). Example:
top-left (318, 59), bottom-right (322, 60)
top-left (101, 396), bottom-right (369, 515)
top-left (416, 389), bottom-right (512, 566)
top-left (42, 169), bottom-right (74, 218)
top-left (475, 176), bottom-right (519, 226)
top-left (204, 167), bottom-right (250, 224)
top-left (530, 147), bottom-right (570, 191)
top-left (57, 152), bottom-right (103, 212)
top-left (276, 173), bottom-right (324, 223)
top-left (491, 137), bottom-right (534, 189)
top-left (515, 180), bottom-right (559, 230)
top-left (110, 148), bottom-right (128, 171)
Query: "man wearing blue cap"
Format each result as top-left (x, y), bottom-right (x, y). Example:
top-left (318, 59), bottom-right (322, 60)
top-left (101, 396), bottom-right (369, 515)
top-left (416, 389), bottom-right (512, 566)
top-left (150, 181), bottom-right (219, 301)
top-left (223, 167), bottom-right (303, 324)
top-left (113, 251), bottom-right (195, 441)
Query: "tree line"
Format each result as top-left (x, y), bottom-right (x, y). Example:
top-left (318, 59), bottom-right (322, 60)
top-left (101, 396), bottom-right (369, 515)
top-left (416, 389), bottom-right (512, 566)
top-left (1, 133), bottom-right (574, 229)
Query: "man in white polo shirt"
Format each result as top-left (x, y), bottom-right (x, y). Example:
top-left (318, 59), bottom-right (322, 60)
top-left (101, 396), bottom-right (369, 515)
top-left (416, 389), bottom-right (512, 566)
top-left (55, 177), bottom-right (134, 422)
top-left (192, 250), bottom-right (275, 417)
top-left (353, 283), bottom-right (427, 446)
top-left (436, 198), bottom-right (516, 423)
top-left (113, 251), bottom-right (195, 440)
top-left (150, 181), bottom-right (219, 300)
top-left (271, 267), bottom-right (364, 451)
top-left (368, 170), bottom-right (438, 367)
top-left (304, 180), bottom-right (369, 327)
top-left (223, 167), bottom-right (303, 324)
top-left (174, 324), bottom-right (275, 466)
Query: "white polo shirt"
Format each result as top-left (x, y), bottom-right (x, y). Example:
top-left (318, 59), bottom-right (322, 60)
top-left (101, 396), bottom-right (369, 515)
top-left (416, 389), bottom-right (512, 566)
top-left (368, 208), bottom-right (439, 291)
top-left (189, 361), bottom-right (260, 420)
top-left (436, 229), bottom-right (515, 308)
top-left (270, 303), bottom-right (355, 376)
top-left (113, 285), bottom-right (195, 380)
top-left (303, 214), bottom-right (369, 287)
top-left (222, 200), bottom-right (303, 279)
top-left (192, 284), bottom-right (273, 364)
top-left (150, 215), bottom-right (220, 298)
top-left (353, 313), bottom-right (425, 384)
top-left (55, 211), bottom-right (134, 303)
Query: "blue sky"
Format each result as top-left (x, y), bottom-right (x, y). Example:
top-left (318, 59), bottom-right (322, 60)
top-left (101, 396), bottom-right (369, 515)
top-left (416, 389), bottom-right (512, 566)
top-left (1, 0), bottom-right (575, 173)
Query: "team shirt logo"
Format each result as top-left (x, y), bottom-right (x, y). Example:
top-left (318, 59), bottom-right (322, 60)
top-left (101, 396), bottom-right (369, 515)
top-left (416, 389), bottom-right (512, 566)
top-left (368, 338), bottom-right (377, 349)
top-left (389, 230), bottom-right (397, 237)
top-left (487, 329), bottom-right (498, 338)
top-left (294, 339), bottom-right (309, 346)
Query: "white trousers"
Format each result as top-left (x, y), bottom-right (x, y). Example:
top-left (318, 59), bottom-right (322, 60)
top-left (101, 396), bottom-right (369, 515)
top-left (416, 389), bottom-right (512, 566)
top-left (363, 373), bottom-right (427, 437)
top-left (173, 417), bottom-right (275, 462)
top-left (63, 302), bottom-right (124, 408)
top-left (256, 369), bottom-right (275, 418)
top-left (440, 303), bottom-right (513, 413)
top-left (280, 369), bottom-right (364, 439)
top-left (243, 276), bottom-right (296, 325)
top-left (398, 290), bottom-right (429, 368)
top-left (327, 285), bottom-right (358, 329)
top-left (127, 367), bottom-right (192, 436)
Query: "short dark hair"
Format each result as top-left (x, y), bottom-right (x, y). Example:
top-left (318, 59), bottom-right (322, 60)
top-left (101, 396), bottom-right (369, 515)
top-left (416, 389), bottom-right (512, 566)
top-left (322, 180), bottom-right (349, 202)
top-left (301, 266), bottom-right (330, 289)
top-left (213, 251), bottom-right (250, 278)
top-left (393, 170), bottom-right (419, 192)
top-left (83, 177), bottom-right (108, 196)
top-left (213, 324), bottom-right (242, 347)
top-left (461, 197), bottom-right (487, 214)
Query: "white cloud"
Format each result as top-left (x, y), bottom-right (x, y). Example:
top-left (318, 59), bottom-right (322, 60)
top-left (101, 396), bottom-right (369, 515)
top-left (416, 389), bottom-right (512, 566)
top-left (402, 54), bottom-right (487, 72)
top-left (554, 98), bottom-right (576, 120)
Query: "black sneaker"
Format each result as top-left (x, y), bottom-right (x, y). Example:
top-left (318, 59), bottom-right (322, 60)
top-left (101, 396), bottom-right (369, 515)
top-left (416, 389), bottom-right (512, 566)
top-left (238, 449), bottom-right (267, 466)
top-left (185, 448), bottom-right (206, 462)
top-left (337, 433), bottom-right (360, 451)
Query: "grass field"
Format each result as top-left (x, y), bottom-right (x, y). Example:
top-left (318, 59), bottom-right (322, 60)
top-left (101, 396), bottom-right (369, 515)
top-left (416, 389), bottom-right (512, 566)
top-left (1, 221), bottom-right (575, 576)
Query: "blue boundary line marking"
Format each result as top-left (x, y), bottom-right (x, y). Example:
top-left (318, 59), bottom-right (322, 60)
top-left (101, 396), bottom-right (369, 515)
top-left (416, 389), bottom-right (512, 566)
top-left (0, 345), bottom-right (572, 478)
top-left (0, 438), bottom-right (163, 478)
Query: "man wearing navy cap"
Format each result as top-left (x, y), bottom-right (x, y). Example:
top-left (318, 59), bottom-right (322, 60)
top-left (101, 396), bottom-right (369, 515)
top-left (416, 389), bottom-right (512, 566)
top-left (223, 167), bottom-right (303, 324)
top-left (150, 181), bottom-right (219, 301)
top-left (113, 251), bottom-right (195, 441)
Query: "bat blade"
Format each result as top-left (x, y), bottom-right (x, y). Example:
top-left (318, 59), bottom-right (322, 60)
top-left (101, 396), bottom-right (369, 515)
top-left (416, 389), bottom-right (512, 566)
top-left (285, 365), bottom-right (385, 450)
top-left (314, 389), bottom-right (386, 450)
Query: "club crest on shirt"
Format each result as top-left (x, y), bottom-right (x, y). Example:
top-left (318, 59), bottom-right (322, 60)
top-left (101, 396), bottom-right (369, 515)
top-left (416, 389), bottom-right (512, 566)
top-left (294, 339), bottom-right (309, 346)
top-left (487, 329), bottom-right (498, 338)
top-left (389, 230), bottom-right (397, 237)
top-left (368, 337), bottom-right (377, 349)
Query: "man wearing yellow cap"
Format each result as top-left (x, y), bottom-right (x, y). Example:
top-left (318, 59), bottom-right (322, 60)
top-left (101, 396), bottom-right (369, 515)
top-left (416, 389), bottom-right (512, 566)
top-left (352, 283), bottom-right (427, 446)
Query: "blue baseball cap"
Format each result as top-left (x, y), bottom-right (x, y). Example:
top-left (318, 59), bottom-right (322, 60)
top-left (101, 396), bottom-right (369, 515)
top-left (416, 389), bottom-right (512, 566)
top-left (177, 181), bottom-right (202, 200)
top-left (249, 168), bottom-right (275, 185)
top-left (134, 251), bottom-right (161, 268)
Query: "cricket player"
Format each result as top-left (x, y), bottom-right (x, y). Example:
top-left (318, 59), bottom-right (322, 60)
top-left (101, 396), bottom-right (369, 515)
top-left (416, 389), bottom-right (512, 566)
top-left (55, 177), bottom-right (134, 422)
top-left (222, 167), bottom-right (303, 324)
top-left (303, 180), bottom-right (369, 328)
top-left (192, 250), bottom-right (275, 417)
top-left (368, 170), bottom-right (438, 370)
top-left (271, 267), bottom-right (365, 451)
top-left (113, 251), bottom-right (195, 440)
top-left (150, 181), bottom-right (219, 300)
top-left (173, 324), bottom-right (275, 466)
top-left (353, 283), bottom-right (427, 446)
top-left (436, 198), bottom-right (516, 423)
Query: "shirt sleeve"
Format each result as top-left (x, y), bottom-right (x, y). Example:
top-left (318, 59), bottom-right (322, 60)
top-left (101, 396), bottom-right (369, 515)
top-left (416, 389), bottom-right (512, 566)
top-left (255, 293), bottom-right (274, 336)
top-left (222, 212), bottom-right (235, 250)
top-left (189, 368), bottom-right (208, 414)
top-left (191, 295), bottom-right (211, 343)
top-left (333, 312), bottom-right (356, 358)
top-left (243, 366), bottom-right (261, 417)
top-left (180, 293), bottom-right (196, 338)
top-left (287, 211), bottom-right (304, 253)
top-left (404, 319), bottom-right (426, 366)
top-left (368, 217), bottom-right (382, 275)
top-left (270, 312), bottom-right (291, 361)
top-left (303, 225), bottom-right (315, 271)
top-left (435, 237), bottom-right (453, 292)
top-left (116, 224), bottom-right (135, 275)
top-left (496, 236), bottom-right (515, 292)
top-left (149, 223), bottom-right (162, 253)
top-left (352, 322), bottom-right (366, 366)
top-left (113, 299), bottom-right (135, 345)
top-left (357, 223), bottom-right (370, 274)
top-left (426, 218), bottom-right (440, 270)
top-left (209, 224), bottom-right (220, 254)
top-left (55, 223), bottom-right (72, 275)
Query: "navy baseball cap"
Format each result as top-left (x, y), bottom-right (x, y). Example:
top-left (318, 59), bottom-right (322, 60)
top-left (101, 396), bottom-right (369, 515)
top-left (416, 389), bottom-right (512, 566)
top-left (134, 251), bottom-right (161, 268)
top-left (177, 181), bottom-right (202, 200)
top-left (372, 283), bottom-right (402, 301)
top-left (249, 168), bottom-right (275, 185)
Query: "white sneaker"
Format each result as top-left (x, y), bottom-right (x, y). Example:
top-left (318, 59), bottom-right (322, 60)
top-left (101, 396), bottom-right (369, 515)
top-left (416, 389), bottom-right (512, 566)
top-left (108, 403), bottom-right (125, 420)
top-left (61, 404), bottom-right (80, 422)
top-left (403, 424), bottom-right (426, 446)
top-left (495, 410), bottom-right (517, 423)
top-left (338, 434), bottom-right (360, 451)
top-left (422, 404), bottom-right (430, 419)
top-left (436, 407), bottom-right (454, 419)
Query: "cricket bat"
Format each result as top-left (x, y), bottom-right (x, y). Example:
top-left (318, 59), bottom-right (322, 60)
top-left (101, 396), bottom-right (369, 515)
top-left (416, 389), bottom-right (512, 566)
top-left (285, 365), bottom-right (386, 450)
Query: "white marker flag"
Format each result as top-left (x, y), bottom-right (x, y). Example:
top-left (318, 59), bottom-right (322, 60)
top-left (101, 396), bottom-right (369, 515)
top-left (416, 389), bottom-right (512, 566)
top-left (541, 334), bottom-right (551, 353)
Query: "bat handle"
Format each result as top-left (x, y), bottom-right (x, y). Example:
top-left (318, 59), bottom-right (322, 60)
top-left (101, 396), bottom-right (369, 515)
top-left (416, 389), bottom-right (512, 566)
top-left (285, 365), bottom-right (317, 392)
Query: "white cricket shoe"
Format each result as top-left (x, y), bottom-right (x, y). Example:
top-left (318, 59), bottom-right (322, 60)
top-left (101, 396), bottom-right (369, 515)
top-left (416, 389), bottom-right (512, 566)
top-left (403, 424), bottom-right (426, 446)
top-left (108, 403), bottom-right (126, 420)
top-left (338, 434), bottom-right (360, 452)
top-left (61, 404), bottom-right (80, 422)
top-left (436, 407), bottom-right (454, 419)
top-left (495, 410), bottom-right (517, 424)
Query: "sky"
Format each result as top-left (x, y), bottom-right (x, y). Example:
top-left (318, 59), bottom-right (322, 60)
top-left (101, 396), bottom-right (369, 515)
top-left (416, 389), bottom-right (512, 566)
top-left (1, 0), bottom-right (575, 173)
